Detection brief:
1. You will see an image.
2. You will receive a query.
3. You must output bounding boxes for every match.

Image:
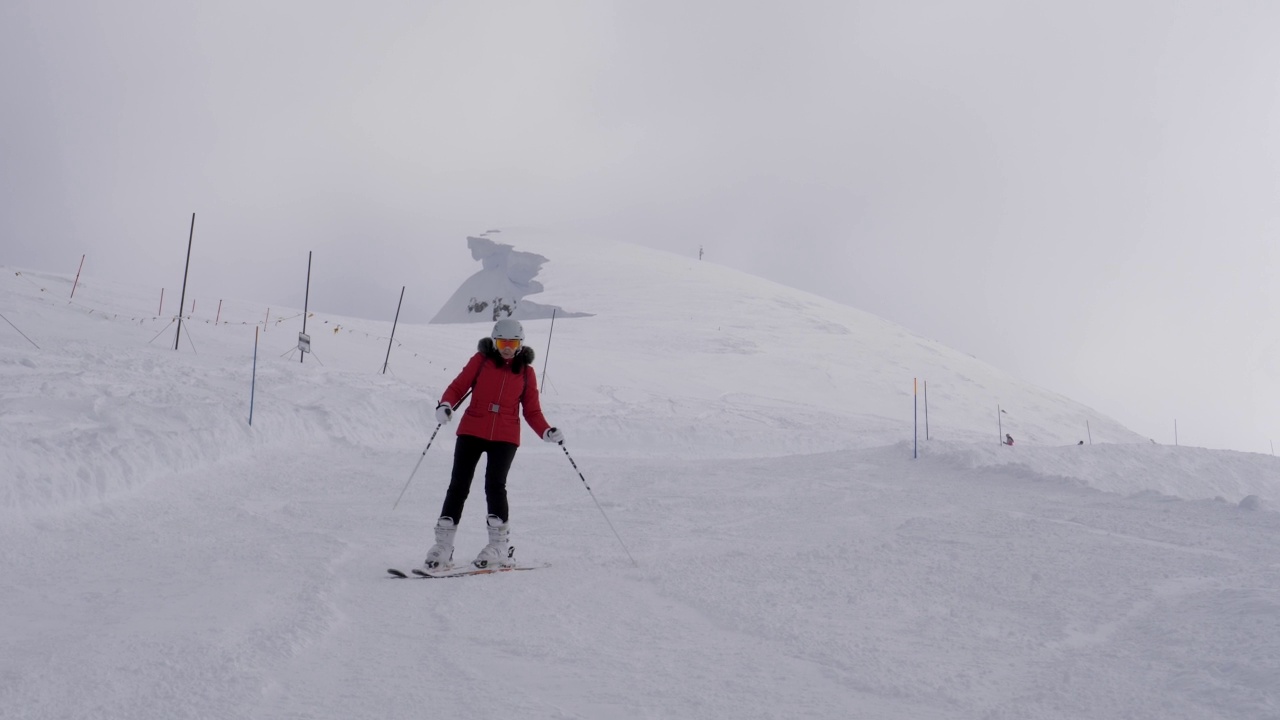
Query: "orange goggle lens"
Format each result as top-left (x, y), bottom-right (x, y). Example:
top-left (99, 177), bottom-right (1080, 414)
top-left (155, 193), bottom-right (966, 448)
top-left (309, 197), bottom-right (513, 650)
top-left (494, 338), bottom-right (522, 350)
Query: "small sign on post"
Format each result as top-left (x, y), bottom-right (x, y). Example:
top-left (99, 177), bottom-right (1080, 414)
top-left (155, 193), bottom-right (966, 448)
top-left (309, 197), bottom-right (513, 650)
top-left (298, 332), bottom-right (311, 354)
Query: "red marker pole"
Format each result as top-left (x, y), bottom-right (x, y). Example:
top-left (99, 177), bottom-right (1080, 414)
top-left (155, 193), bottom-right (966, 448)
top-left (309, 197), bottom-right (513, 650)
top-left (70, 255), bottom-right (85, 299)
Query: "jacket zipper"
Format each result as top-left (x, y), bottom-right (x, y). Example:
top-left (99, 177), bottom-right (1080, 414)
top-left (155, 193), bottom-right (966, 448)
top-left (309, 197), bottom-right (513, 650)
top-left (489, 370), bottom-right (509, 440)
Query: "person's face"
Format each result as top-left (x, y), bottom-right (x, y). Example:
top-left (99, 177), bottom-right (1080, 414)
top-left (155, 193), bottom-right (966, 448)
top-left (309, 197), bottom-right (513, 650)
top-left (495, 338), bottom-right (521, 360)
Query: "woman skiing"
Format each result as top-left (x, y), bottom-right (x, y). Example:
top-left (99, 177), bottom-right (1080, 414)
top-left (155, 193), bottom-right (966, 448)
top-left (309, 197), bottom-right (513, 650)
top-left (425, 318), bottom-right (564, 569)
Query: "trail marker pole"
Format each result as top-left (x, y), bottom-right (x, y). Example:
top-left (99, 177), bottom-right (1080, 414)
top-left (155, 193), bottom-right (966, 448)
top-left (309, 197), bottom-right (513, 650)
top-left (912, 378), bottom-right (918, 459)
top-left (300, 252), bottom-right (312, 364)
top-left (70, 254), bottom-right (85, 299)
top-left (249, 326), bottom-right (259, 426)
top-left (174, 213), bottom-right (195, 350)
top-left (923, 380), bottom-right (930, 441)
top-left (383, 286), bottom-right (405, 374)
top-left (541, 308), bottom-right (557, 382)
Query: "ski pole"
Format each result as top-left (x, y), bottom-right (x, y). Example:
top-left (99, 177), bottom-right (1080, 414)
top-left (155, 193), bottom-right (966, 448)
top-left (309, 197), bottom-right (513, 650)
top-left (392, 423), bottom-right (443, 510)
top-left (392, 390), bottom-right (471, 510)
top-left (558, 442), bottom-right (638, 567)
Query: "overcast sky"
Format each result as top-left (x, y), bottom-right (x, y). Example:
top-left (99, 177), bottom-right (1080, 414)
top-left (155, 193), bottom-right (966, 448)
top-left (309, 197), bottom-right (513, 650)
top-left (3, 1), bottom-right (1279, 453)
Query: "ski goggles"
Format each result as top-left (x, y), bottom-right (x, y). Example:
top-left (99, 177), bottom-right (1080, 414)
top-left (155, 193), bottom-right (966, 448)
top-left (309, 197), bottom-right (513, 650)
top-left (494, 338), bottom-right (522, 351)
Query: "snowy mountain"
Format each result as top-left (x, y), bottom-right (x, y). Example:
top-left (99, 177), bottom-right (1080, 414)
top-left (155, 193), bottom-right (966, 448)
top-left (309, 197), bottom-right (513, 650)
top-left (1, 234), bottom-right (1277, 719)
top-left (3, 230), bottom-right (1155, 511)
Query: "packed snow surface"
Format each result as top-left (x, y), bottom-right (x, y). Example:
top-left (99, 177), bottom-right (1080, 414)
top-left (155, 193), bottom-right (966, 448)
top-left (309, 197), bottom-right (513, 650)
top-left (2, 234), bottom-right (1277, 720)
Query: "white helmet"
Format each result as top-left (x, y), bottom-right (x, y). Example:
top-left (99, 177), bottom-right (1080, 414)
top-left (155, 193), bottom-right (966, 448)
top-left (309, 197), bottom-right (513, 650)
top-left (491, 318), bottom-right (524, 341)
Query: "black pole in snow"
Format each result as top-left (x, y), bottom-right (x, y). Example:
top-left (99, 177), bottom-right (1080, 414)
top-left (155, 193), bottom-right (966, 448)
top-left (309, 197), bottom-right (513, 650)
top-left (923, 380), bottom-right (930, 441)
top-left (301, 251), bottom-right (312, 364)
top-left (383, 286), bottom-right (405, 374)
top-left (174, 213), bottom-right (195, 350)
top-left (541, 308), bottom-right (557, 381)
top-left (913, 378), bottom-right (918, 459)
top-left (249, 326), bottom-right (259, 426)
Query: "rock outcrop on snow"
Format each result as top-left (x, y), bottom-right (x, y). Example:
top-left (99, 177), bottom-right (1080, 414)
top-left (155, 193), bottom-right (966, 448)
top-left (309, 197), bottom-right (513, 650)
top-left (1239, 494), bottom-right (1267, 511)
top-left (429, 235), bottom-right (592, 324)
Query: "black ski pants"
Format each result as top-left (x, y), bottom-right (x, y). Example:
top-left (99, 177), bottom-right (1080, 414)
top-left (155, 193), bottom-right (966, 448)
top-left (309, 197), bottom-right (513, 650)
top-left (439, 434), bottom-right (518, 524)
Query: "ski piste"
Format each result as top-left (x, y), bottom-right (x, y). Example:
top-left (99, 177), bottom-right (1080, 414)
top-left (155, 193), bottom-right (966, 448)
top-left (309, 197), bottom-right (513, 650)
top-left (387, 563), bottom-right (550, 579)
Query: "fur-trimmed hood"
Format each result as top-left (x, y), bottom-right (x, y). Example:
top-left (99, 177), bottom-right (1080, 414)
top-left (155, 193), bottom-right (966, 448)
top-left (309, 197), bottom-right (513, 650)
top-left (477, 337), bottom-right (535, 373)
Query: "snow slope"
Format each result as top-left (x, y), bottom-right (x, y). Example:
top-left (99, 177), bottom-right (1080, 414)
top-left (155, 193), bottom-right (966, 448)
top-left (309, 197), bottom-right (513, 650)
top-left (1, 235), bottom-right (1277, 720)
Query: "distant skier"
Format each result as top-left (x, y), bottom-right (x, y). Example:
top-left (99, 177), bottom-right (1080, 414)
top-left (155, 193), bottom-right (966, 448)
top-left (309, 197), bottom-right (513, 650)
top-left (425, 318), bottom-right (564, 569)
top-left (1004, 434), bottom-right (1014, 446)
top-left (1078, 440), bottom-right (1085, 446)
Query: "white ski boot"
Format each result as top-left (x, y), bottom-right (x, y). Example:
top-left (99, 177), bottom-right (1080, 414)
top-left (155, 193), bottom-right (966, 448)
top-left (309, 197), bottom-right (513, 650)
top-left (423, 517), bottom-right (457, 569)
top-left (473, 514), bottom-right (511, 568)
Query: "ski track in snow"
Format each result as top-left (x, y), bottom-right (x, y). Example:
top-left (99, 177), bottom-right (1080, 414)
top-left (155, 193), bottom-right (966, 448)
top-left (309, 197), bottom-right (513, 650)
top-left (3, 442), bottom-right (1278, 719)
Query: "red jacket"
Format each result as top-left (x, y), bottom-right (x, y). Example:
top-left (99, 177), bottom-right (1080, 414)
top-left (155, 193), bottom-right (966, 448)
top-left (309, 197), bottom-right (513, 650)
top-left (440, 339), bottom-right (551, 446)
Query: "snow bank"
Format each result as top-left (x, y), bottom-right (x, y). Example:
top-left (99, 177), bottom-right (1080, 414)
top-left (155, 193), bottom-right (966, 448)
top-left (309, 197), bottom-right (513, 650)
top-left (922, 439), bottom-right (1280, 507)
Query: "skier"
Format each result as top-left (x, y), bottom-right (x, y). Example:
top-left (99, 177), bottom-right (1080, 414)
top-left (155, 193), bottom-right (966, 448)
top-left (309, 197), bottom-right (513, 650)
top-left (424, 318), bottom-right (564, 569)
top-left (1004, 434), bottom-right (1014, 446)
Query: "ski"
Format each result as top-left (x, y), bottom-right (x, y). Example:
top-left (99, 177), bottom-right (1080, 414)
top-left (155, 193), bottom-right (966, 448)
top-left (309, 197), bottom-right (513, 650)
top-left (414, 563), bottom-right (549, 579)
top-left (388, 545), bottom-right (547, 579)
top-left (387, 563), bottom-right (549, 579)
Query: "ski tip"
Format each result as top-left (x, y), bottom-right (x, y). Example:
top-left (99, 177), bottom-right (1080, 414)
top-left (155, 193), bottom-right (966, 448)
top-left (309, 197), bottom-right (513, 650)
top-left (387, 568), bottom-right (408, 578)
